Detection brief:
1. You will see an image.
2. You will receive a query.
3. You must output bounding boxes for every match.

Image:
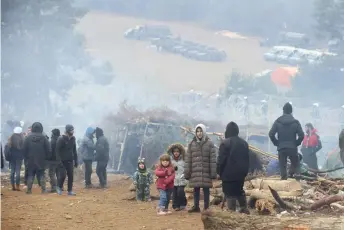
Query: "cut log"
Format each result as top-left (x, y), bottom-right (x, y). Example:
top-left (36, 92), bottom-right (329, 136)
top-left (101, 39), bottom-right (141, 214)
top-left (309, 195), bottom-right (344, 211)
top-left (250, 178), bottom-right (302, 192)
top-left (201, 209), bottom-right (344, 230)
top-left (246, 189), bottom-right (302, 197)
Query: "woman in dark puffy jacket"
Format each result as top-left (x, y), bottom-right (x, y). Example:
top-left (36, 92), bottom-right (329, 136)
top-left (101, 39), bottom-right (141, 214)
top-left (5, 127), bottom-right (25, 191)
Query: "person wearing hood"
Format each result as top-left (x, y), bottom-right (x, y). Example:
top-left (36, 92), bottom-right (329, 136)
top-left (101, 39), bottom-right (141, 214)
top-left (23, 122), bottom-right (51, 194)
top-left (167, 143), bottom-right (187, 211)
top-left (301, 123), bottom-right (322, 170)
top-left (95, 127), bottom-right (110, 188)
top-left (46, 129), bottom-right (61, 193)
top-left (5, 127), bottom-right (25, 191)
top-left (56, 124), bottom-right (78, 195)
top-left (133, 157), bottom-right (153, 201)
top-left (184, 124), bottom-right (217, 213)
top-left (269, 102), bottom-right (304, 180)
top-left (217, 122), bottom-right (250, 214)
top-left (339, 129), bottom-right (344, 165)
top-left (80, 127), bottom-right (96, 188)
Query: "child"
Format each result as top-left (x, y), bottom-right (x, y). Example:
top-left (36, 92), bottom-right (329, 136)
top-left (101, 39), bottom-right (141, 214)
top-left (167, 143), bottom-right (187, 211)
top-left (133, 158), bottom-right (153, 201)
top-left (155, 154), bottom-right (175, 215)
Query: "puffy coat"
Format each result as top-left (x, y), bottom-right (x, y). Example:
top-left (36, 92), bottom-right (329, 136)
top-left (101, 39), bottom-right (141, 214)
top-left (167, 143), bottom-right (187, 186)
top-left (155, 164), bottom-right (175, 190)
top-left (23, 122), bottom-right (51, 169)
top-left (269, 114), bottom-right (304, 151)
top-left (184, 124), bottom-right (217, 188)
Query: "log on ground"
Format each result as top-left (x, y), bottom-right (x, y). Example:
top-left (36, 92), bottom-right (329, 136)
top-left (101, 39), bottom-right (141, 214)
top-left (201, 209), bottom-right (344, 230)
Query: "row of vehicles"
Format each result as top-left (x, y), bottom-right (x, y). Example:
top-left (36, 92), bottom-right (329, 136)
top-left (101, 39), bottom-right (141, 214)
top-left (124, 24), bottom-right (227, 62)
top-left (263, 46), bottom-right (337, 65)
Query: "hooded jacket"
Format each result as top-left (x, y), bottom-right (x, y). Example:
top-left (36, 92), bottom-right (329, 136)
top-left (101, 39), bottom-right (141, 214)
top-left (23, 122), bottom-right (51, 169)
top-left (167, 143), bottom-right (187, 186)
top-left (49, 129), bottom-right (61, 162)
top-left (80, 127), bottom-right (96, 161)
top-left (95, 127), bottom-right (110, 162)
top-left (184, 124), bottom-right (217, 188)
top-left (269, 114), bottom-right (304, 151)
top-left (56, 133), bottom-right (78, 163)
top-left (217, 122), bottom-right (250, 181)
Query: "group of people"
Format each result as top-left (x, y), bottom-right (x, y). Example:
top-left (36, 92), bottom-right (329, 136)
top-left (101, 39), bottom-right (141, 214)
top-left (2, 122), bottom-right (110, 195)
top-left (134, 102), bottom-right (344, 215)
top-left (134, 122), bottom-right (250, 215)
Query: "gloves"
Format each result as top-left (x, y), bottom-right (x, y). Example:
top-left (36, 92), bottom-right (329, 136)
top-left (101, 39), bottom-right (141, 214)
top-left (174, 166), bottom-right (178, 171)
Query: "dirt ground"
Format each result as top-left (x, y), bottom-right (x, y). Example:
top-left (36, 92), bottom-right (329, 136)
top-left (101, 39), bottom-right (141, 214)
top-left (76, 11), bottom-right (282, 93)
top-left (1, 174), bottom-right (203, 230)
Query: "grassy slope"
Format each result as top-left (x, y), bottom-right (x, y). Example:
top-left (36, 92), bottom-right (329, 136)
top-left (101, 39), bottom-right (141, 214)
top-left (76, 11), bottom-right (281, 93)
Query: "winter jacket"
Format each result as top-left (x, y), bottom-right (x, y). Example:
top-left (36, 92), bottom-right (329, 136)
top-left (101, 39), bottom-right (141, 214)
top-left (23, 122), bottom-right (51, 169)
top-left (6, 146), bottom-right (24, 162)
top-left (167, 143), bottom-right (187, 186)
top-left (56, 135), bottom-right (78, 163)
top-left (217, 122), bottom-right (250, 182)
top-left (95, 128), bottom-right (110, 162)
top-left (339, 129), bottom-right (344, 165)
top-left (5, 134), bottom-right (25, 162)
top-left (269, 114), bottom-right (304, 151)
top-left (184, 124), bottom-right (217, 188)
top-left (155, 164), bottom-right (175, 190)
top-left (301, 129), bottom-right (322, 158)
top-left (80, 127), bottom-right (95, 161)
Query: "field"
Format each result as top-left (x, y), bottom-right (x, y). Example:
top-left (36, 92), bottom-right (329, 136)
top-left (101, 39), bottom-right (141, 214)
top-left (1, 174), bottom-right (203, 230)
top-left (76, 11), bottom-right (281, 93)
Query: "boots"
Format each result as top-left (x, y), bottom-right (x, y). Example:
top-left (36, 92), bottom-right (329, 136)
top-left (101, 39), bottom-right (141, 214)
top-left (11, 184), bottom-right (16, 191)
top-left (16, 184), bottom-right (20, 191)
top-left (226, 197), bottom-right (237, 211)
top-left (237, 196), bottom-right (250, 214)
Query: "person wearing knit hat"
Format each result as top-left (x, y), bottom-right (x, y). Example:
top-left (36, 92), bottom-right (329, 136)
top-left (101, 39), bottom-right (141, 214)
top-left (13, 127), bottom-right (23, 134)
top-left (269, 102), bottom-right (304, 180)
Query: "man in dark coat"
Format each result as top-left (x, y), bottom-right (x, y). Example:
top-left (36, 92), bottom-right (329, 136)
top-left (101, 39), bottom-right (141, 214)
top-left (46, 129), bottom-right (61, 192)
top-left (95, 127), bottom-right (110, 188)
top-left (23, 122), bottom-right (51, 194)
top-left (217, 122), bottom-right (250, 214)
top-left (269, 102), bottom-right (304, 180)
top-left (56, 124), bottom-right (78, 196)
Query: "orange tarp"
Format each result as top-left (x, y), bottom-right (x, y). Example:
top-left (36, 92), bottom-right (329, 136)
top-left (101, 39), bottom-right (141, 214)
top-left (271, 67), bottom-right (299, 88)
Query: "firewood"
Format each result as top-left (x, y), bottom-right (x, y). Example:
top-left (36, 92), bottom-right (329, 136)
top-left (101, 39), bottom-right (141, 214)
top-left (201, 209), bottom-right (344, 230)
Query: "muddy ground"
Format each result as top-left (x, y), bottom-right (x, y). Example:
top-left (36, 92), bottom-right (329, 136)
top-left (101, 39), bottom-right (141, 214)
top-left (2, 174), bottom-right (342, 230)
top-left (1, 174), bottom-right (203, 230)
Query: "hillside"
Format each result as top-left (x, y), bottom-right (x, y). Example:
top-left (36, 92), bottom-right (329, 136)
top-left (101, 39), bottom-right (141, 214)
top-left (76, 11), bottom-right (282, 93)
